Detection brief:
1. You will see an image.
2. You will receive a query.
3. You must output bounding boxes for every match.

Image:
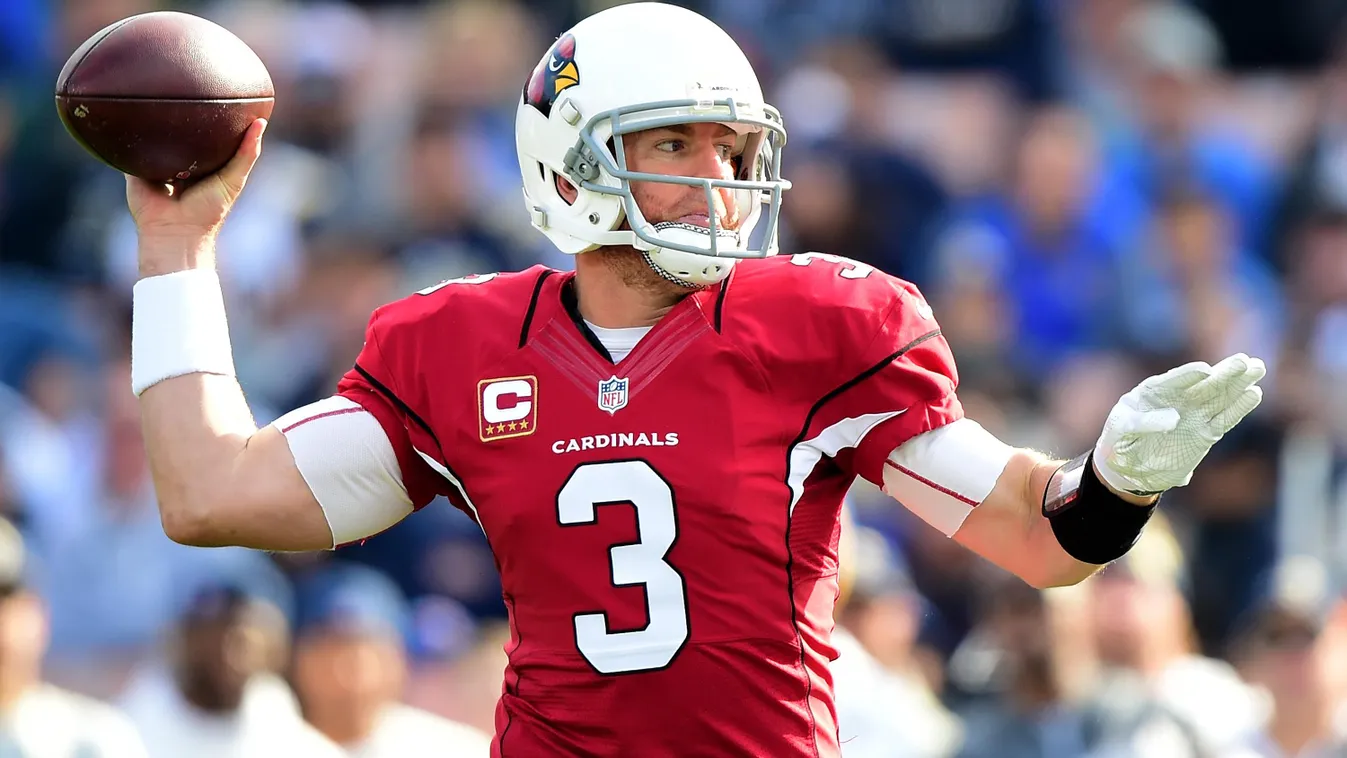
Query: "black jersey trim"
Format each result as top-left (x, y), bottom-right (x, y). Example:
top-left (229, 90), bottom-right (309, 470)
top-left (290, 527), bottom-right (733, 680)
top-left (353, 363), bottom-right (441, 451)
top-left (518, 269), bottom-right (556, 349)
top-left (559, 277), bottom-right (615, 363)
top-left (713, 268), bottom-right (733, 334)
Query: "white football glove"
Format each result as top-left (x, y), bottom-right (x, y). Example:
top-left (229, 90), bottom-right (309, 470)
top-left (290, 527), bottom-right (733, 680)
top-left (1093, 353), bottom-right (1266, 495)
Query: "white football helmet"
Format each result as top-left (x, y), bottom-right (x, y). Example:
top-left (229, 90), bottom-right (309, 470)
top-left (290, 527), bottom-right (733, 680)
top-left (515, 2), bottom-right (790, 287)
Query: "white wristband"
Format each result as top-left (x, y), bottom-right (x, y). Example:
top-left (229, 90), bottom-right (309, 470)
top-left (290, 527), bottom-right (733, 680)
top-left (131, 269), bottom-right (236, 397)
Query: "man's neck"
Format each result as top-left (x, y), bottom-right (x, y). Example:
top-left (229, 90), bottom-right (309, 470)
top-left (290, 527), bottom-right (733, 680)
top-left (1107, 640), bottom-right (1177, 679)
top-left (0, 673), bottom-right (34, 714)
top-left (1010, 659), bottom-right (1065, 714)
top-left (307, 706), bottom-right (381, 748)
top-left (177, 680), bottom-right (243, 716)
top-left (574, 249), bottom-right (689, 328)
top-left (1268, 698), bottom-right (1333, 757)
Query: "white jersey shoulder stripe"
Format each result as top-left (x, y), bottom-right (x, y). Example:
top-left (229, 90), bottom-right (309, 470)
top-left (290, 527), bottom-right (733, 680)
top-left (413, 447), bottom-right (486, 538)
top-left (786, 410), bottom-right (903, 516)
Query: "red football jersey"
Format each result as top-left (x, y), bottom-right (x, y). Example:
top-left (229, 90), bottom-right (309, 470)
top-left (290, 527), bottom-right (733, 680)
top-left (336, 253), bottom-right (963, 757)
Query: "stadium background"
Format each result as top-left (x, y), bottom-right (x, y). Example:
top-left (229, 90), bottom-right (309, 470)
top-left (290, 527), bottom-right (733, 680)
top-left (1, 0), bottom-right (1346, 755)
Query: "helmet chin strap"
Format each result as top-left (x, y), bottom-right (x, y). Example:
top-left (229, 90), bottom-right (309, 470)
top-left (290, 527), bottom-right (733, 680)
top-left (640, 222), bottom-right (740, 287)
top-left (641, 251), bottom-right (705, 289)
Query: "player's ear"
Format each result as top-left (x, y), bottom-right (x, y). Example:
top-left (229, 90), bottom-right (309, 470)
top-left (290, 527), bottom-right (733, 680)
top-left (555, 175), bottom-right (578, 205)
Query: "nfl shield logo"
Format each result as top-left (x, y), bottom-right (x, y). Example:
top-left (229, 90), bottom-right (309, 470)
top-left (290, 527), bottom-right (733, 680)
top-left (597, 376), bottom-right (629, 415)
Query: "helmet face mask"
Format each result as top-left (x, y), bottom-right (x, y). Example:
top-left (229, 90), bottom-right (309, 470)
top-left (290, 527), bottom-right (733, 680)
top-left (516, 3), bottom-right (791, 287)
top-left (566, 96), bottom-right (789, 262)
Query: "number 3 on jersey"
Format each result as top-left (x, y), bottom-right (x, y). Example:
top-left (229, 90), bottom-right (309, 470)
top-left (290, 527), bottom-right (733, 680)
top-left (556, 460), bottom-right (690, 675)
top-left (416, 272), bottom-right (499, 295)
top-left (790, 252), bottom-right (874, 279)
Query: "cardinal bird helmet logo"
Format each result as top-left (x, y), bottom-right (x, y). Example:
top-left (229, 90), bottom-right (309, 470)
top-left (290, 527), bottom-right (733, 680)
top-left (525, 33), bottom-right (580, 117)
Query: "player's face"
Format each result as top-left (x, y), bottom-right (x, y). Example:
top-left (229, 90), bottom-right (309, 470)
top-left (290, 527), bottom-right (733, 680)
top-left (622, 122), bottom-right (743, 231)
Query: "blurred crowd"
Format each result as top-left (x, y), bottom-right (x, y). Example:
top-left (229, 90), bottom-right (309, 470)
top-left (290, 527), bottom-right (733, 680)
top-left (1, 0), bottom-right (1346, 755)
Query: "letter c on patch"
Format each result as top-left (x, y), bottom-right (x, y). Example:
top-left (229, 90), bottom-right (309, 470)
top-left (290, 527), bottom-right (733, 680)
top-left (483, 379), bottom-right (532, 424)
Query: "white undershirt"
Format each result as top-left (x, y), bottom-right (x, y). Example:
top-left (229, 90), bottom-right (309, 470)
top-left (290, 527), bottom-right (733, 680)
top-left (584, 321), bottom-right (652, 363)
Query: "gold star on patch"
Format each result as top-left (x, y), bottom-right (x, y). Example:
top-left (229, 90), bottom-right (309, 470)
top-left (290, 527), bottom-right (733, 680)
top-left (496, 424), bottom-right (506, 434)
top-left (507, 421), bottom-right (518, 431)
top-left (519, 418), bottom-right (529, 429)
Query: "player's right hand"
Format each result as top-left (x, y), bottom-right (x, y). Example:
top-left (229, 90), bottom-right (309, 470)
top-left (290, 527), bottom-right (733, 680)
top-left (127, 118), bottom-right (266, 274)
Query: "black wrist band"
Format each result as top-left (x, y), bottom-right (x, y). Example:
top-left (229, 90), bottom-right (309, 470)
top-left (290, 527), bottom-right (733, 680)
top-left (1041, 452), bottom-right (1158, 565)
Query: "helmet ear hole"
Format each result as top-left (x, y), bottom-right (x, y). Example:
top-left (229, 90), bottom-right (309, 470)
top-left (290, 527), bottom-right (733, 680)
top-left (551, 170), bottom-right (579, 205)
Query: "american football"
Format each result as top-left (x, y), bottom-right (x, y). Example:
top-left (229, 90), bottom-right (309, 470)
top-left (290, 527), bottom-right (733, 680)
top-left (54, 10), bottom-right (273, 185)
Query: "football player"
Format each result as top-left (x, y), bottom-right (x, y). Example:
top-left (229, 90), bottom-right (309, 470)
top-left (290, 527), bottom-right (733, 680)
top-left (124, 3), bottom-right (1266, 756)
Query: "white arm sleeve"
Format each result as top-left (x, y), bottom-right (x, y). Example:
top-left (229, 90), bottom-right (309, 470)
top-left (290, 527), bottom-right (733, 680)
top-left (271, 396), bottom-right (415, 546)
top-left (881, 418), bottom-right (1016, 536)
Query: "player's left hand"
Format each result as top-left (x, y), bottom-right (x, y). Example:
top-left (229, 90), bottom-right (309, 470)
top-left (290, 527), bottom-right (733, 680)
top-left (1093, 353), bottom-right (1266, 496)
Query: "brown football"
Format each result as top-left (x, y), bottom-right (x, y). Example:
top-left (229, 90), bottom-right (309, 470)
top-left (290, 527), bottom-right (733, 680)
top-left (55, 11), bottom-right (274, 185)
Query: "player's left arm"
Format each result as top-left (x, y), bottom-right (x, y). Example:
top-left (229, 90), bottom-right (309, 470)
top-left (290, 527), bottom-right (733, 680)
top-left (813, 260), bottom-right (1266, 588)
top-left (880, 353), bottom-right (1265, 589)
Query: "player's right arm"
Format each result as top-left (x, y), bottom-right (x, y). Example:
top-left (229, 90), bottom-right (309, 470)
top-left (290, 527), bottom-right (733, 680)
top-left (137, 376), bottom-right (332, 550)
top-left (128, 119), bottom-right (421, 551)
